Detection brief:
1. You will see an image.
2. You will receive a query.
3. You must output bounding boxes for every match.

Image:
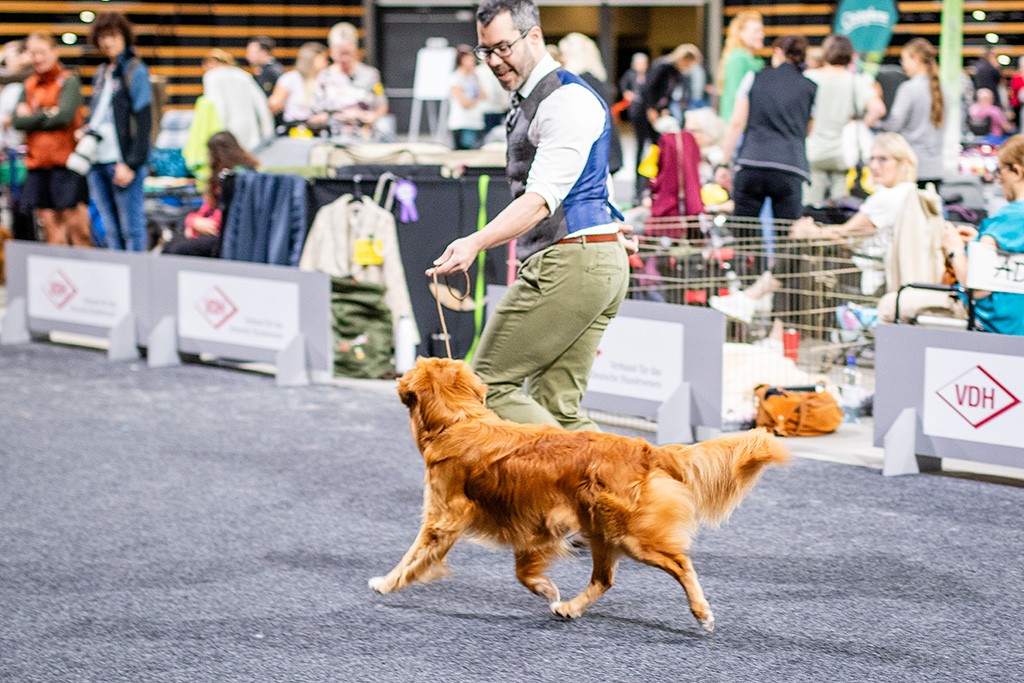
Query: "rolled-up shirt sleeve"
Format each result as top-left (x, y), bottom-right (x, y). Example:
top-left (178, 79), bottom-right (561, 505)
top-left (524, 83), bottom-right (606, 213)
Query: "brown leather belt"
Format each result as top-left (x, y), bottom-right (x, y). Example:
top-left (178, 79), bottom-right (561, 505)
top-left (554, 233), bottom-right (619, 245)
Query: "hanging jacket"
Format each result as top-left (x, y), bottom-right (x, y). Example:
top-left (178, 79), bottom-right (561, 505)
top-left (300, 194), bottom-right (419, 344)
top-left (648, 130), bottom-right (704, 237)
top-left (885, 188), bottom-right (946, 291)
top-left (182, 96), bottom-right (223, 172)
top-left (202, 65), bottom-right (274, 152)
top-left (220, 171), bottom-right (308, 266)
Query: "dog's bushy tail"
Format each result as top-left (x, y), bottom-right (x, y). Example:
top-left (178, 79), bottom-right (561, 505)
top-left (656, 428), bottom-right (788, 527)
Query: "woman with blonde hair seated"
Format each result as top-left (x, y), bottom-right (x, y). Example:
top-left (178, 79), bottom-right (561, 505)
top-left (268, 41), bottom-right (328, 132)
top-left (792, 133), bottom-right (922, 292)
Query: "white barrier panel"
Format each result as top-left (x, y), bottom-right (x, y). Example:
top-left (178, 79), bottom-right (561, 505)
top-left (2, 242), bottom-right (151, 359)
top-left (588, 316), bottom-right (684, 403)
top-left (27, 255), bottom-right (130, 328)
top-left (2, 242), bottom-right (333, 384)
top-left (486, 286), bottom-right (724, 443)
top-left (178, 271), bottom-right (300, 351)
top-left (150, 255), bottom-right (333, 384)
top-left (922, 348), bottom-right (1023, 449)
top-left (874, 324), bottom-right (1024, 475)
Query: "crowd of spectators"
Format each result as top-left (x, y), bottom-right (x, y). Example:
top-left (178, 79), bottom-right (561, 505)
top-left (0, 9), bottom-right (1021, 336)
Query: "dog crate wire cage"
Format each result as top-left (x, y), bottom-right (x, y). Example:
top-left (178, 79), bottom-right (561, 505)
top-left (627, 214), bottom-right (881, 429)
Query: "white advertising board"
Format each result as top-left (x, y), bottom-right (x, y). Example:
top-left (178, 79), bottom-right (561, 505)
top-left (922, 347), bottom-right (1024, 449)
top-left (588, 317), bottom-right (683, 402)
top-left (966, 241), bottom-right (1024, 295)
top-left (177, 271), bottom-right (300, 351)
top-left (27, 255), bottom-right (131, 328)
top-left (412, 45), bottom-right (457, 100)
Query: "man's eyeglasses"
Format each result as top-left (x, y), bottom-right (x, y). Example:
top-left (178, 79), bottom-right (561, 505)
top-left (474, 29), bottom-right (531, 61)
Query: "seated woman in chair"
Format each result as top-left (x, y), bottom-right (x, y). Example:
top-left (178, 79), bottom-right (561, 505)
top-left (942, 134), bottom-right (1024, 335)
top-left (162, 131), bottom-right (258, 258)
top-left (791, 132), bottom-right (928, 299)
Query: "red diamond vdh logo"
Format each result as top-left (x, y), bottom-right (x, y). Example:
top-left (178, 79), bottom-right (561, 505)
top-left (195, 285), bottom-right (238, 329)
top-left (42, 269), bottom-right (78, 309)
top-left (935, 365), bottom-right (1020, 429)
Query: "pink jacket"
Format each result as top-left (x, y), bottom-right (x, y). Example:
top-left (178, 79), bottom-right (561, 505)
top-left (648, 130), bottom-right (705, 238)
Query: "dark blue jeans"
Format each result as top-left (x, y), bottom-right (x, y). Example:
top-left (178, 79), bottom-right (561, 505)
top-left (88, 163), bottom-right (148, 251)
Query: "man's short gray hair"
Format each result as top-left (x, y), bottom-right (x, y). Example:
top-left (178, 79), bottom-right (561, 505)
top-left (476, 0), bottom-right (541, 32)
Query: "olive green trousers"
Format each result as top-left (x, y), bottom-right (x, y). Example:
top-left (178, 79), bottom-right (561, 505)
top-left (471, 239), bottom-right (629, 430)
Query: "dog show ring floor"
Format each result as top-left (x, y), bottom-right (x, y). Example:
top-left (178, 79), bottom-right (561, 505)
top-left (1, 339), bottom-right (1023, 682)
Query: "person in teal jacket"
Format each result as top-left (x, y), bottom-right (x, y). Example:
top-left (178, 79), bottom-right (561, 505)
top-left (943, 134), bottom-right (1024, 335)
top-left (717, 11), bottom-right (764, 122)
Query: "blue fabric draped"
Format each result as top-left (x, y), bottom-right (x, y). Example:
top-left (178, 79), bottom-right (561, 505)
top-left (221, 171), bottom-right (308, 266)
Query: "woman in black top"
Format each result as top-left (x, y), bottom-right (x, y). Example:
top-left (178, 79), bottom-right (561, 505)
top-left (719, 36), bottom-right (817, 223)
top-left (631, 44), bottom-right (701, 202)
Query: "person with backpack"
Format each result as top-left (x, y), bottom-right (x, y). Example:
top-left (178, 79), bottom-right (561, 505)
top-left (11, 33), bottom-right (91, 247)
top-left (85, 12), bottom-right (152, 251)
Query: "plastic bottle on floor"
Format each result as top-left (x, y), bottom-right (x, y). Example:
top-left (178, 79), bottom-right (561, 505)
top-left (840, 354), bottom-right (862, 423)
top-left (395, 317), bottom-right (417, 375)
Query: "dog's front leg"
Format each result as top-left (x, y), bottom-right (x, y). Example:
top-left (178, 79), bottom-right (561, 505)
top-left (550, 539), bottom-right (617, 619)
top-left (369, 502), bottom-right (471, 594)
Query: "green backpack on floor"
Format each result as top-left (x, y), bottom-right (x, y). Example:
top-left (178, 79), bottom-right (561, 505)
top-left (330, 277), bottom-right (394, 379)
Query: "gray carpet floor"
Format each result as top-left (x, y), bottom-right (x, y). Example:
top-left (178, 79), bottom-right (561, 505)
top-left (1, 343), bottom-right (1022, 682)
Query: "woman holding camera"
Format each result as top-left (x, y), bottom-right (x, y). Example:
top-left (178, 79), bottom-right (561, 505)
top-left (11, 33), bottom-right (91, 247)
top-left (85, 12), bottom-right (152, 251)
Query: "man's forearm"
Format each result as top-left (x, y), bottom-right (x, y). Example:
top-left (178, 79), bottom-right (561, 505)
top-left (470, 191), bottom-right (550, 251)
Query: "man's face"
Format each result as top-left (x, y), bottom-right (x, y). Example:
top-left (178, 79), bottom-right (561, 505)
top-left (245, 42), bottom-right (265, 67)
top-left (477, 12), bottom-right (537, 92)
top-left (26, 37), bottom-right (57, 75)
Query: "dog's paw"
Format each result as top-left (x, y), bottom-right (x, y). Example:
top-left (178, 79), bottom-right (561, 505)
top-left (368, 576), bottom-right (392, 594)
top-left (698, 610), bottom-right (715, 633)
top-left (550, 600), bottom-right (583, 620)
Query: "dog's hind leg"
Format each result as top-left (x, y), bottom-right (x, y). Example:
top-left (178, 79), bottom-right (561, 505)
top-left (369, 506), bottom-right (471, 594)
top-left (550, 539), bottom-right (617, 619)
top-left (514, 547), bottom-right (561, 604)
top-left (624, 544), bottom-right (715, 632)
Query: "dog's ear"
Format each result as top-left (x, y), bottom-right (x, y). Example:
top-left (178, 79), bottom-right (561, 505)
top-left (397, 382), bottom-right (416, 408)
top-left (450, 360), bottom-right (487, 405)
top-left (396, 373), bottom-right (417, 408)
top-left (408, 359), bottom-right (488, 433)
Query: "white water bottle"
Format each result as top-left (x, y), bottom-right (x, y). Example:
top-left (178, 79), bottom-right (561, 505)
top-left (395, 316), bottom-right (417, 374)
top-left (840, 354), bottom-right (862, 423)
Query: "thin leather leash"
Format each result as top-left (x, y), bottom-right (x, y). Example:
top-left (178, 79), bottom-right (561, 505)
top-left (430, 270), bottom-right (471, 359)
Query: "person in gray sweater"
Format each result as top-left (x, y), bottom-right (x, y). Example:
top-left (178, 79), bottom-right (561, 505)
top-left (884, 38), bottom-right (947, 191)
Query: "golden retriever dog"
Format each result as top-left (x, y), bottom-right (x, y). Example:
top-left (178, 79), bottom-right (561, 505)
top-left (369, 358), bottom-right (788, 631)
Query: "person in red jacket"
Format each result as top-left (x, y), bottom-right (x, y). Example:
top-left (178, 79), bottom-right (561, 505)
top-left (1010, 57), bottom-right (1024, 128)
top-left (11, 33), bottom-right (91, 247)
